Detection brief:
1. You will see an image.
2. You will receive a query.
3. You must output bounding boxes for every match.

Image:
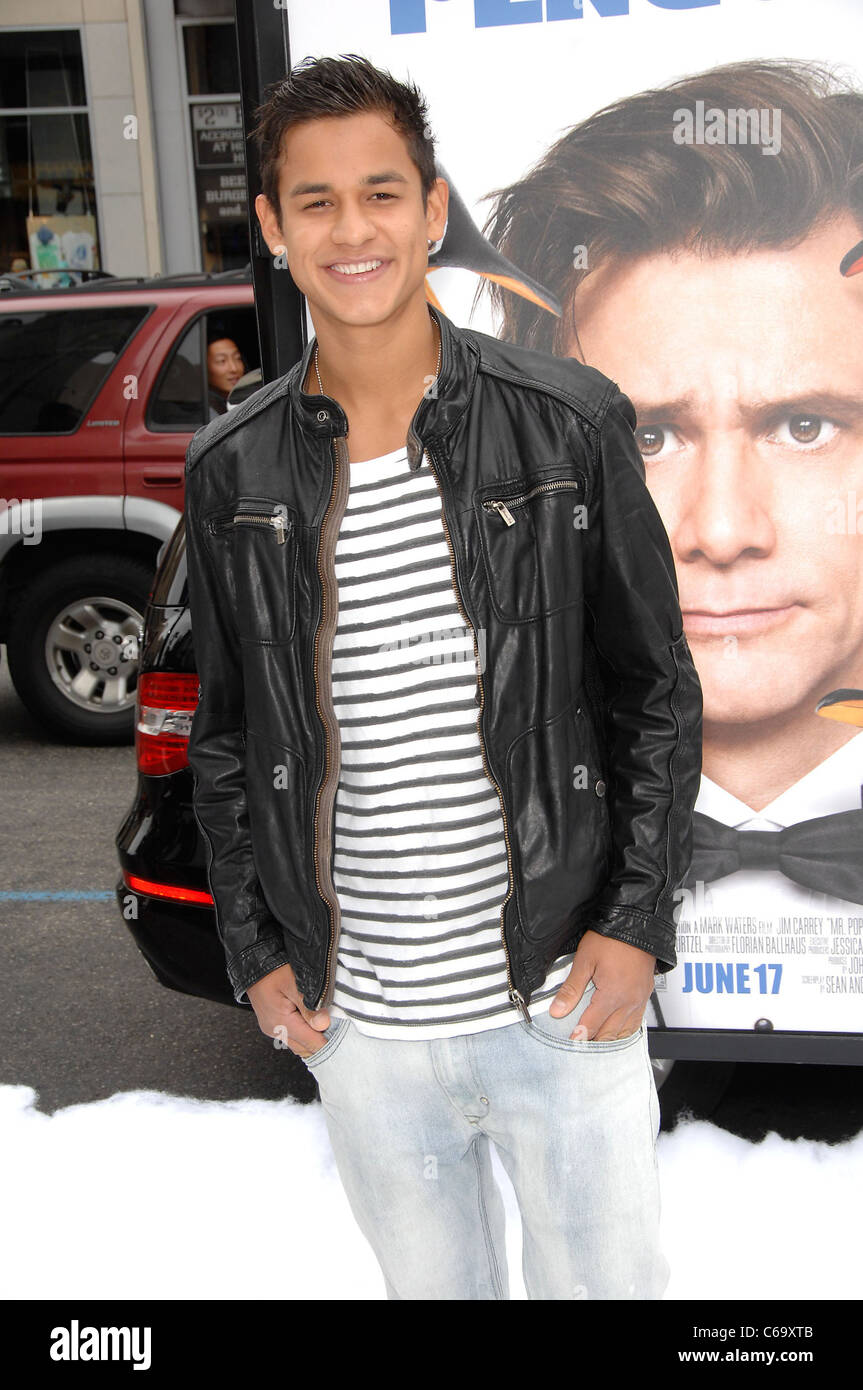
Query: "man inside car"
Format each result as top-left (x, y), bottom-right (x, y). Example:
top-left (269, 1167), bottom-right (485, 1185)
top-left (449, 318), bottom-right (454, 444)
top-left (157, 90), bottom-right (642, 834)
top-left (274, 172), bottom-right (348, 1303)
top-left (206, 336), bottom-right (246, 417)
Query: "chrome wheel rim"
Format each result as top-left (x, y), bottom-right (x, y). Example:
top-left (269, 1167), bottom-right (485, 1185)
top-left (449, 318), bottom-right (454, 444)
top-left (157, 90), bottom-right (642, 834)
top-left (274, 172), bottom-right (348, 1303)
top-left (44, 594), bottom-right (143, 714)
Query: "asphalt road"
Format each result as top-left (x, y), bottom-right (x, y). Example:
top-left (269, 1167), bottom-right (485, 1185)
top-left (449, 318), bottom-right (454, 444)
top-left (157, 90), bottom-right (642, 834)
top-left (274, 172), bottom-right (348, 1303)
top-left (0, 650), bottom-right (861, 1139)
top-left (0, 650), bottom-right (319, 1113)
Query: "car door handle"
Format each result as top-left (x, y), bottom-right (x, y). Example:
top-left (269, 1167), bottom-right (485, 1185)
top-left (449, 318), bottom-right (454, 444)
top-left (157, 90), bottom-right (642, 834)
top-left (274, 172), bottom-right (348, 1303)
top-left (142, 474), bottom-right (183, 487)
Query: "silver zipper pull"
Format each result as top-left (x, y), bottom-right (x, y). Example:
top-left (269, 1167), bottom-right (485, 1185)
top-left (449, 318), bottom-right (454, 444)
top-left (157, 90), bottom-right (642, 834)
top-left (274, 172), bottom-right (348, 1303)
top-left (509, 987), bottom-right (532, 1023)
top-left (272, 514), bottom-right (287, 545)
top-left (487, 499), bottom-right (516, 527)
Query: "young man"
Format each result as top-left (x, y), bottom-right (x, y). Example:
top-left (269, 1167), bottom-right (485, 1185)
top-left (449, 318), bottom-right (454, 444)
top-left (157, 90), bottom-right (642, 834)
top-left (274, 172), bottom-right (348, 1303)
top-left (183, 54), bottom-right (703, 1300)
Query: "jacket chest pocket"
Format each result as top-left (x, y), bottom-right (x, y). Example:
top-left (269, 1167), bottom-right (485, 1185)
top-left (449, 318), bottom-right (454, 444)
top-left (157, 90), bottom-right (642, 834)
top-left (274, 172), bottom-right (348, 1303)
top-left (474, 474), bottom-right (586, 623)
top-left (206, 498), bottom-right (299, 644)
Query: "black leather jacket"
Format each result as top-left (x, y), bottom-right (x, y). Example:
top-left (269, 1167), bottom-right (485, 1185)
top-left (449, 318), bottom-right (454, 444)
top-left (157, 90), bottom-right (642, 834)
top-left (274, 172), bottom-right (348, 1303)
top-left (183, 304), bottom-right (703, 1022)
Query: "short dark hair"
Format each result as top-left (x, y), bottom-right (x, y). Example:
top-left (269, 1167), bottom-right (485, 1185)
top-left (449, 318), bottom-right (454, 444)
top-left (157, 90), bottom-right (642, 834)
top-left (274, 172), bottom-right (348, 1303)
top-left (250, 53), bottom-right (437, 224)
top-left (478, 58), bottom-right (863, 354)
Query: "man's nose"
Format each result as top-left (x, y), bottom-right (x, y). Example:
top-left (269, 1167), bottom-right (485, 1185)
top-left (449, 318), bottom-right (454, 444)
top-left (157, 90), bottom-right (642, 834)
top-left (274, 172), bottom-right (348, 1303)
top-left (675, 435), bottom-right (776, 564)
top-left (330, 201), bottom-right (376, 244)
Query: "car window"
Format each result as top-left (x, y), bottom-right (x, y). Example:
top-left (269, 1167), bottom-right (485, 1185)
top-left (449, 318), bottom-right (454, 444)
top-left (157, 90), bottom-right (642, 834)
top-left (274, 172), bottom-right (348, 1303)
top-left (147, 315), bottom-right (207, 431)
top-left (0, 305), bottom-right (149, 434)
top-left (144, 307), bottom-right (257, 430)
top-left (147, 306), bottom-right (258, 433)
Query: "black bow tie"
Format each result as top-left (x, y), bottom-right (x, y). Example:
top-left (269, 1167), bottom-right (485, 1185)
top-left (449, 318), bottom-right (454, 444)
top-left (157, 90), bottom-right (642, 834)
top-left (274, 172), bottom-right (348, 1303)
top-left (684, 808), bottom-right (863, 905)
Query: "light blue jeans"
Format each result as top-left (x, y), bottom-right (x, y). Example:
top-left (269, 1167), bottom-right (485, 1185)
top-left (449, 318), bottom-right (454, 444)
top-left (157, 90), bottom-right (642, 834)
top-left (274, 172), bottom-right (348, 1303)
top-left (301, 978), bottom-right (669, 1300)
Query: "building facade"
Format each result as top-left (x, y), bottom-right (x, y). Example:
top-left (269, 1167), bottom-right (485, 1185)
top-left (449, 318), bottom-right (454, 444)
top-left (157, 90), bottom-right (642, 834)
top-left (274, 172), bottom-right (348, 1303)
top-left (0, 0), bottom-right (249, 280)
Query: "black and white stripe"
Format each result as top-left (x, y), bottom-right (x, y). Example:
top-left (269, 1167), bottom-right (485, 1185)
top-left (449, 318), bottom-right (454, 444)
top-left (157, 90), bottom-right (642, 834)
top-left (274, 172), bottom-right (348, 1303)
top-left (327, 447), bottom-right (573, 1039)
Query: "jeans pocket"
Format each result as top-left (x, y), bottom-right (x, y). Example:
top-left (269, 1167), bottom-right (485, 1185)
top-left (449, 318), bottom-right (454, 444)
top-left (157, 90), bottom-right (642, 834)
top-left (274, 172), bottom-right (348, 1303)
top-left (560, 1023), bottom-right (644, 1053)
top-left (301, 1016), bottom-right (348, 1069)
top-left (525, 988), bottom-right (643, 1053)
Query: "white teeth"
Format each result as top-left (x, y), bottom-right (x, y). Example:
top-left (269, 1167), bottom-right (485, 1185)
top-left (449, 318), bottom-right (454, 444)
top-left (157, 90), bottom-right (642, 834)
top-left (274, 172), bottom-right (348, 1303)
top-left (330, 260), bottom-right (383, 275)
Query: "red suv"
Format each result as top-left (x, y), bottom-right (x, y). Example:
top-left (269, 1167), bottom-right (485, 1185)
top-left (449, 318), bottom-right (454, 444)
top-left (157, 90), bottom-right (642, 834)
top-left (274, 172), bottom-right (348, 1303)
top-left (0, 267), bottom-right (258, 742)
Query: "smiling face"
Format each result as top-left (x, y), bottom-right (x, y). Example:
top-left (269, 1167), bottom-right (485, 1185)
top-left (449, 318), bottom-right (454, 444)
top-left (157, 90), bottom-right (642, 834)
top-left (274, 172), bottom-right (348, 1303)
top-left (207, 338), bottom-right (244, 395)
top-left (567, 214), bottom-right (863, 729)
top-left (254, 109), bottom-right (447, 334)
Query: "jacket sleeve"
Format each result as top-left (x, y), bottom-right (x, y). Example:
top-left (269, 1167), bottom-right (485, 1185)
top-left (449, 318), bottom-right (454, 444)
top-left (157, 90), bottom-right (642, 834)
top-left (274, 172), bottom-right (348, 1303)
top-left (183, 442), bottom-right (293, 1003)
top-left (574, 386), bottom-right (703, 973)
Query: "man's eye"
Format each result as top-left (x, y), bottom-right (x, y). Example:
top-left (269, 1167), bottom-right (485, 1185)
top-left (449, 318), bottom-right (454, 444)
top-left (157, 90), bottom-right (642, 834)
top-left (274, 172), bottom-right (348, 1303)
top-left (634, 424), bottom-right (684, 459)
top-left (371, 192), bottom-right (395, 200)
top-left (303, 200), bottom-right (329, 210)
top-left (768, 413), bottom-right (839, 448)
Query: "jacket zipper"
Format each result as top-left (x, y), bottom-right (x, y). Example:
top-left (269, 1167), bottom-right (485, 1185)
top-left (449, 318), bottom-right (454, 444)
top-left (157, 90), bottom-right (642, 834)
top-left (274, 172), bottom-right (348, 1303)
top-left (483, 478), bottom-right (581, 527)
top-left (233, 511), bottom-right (287, 542)
top-left (209, 511), bottom-right (290, 544)
top-left (426, 442), bottom-right (532, 1025)
top-left (233, 512), bottom-right (288, 544)
top-left (311, 435), bottom-right (350, 1012)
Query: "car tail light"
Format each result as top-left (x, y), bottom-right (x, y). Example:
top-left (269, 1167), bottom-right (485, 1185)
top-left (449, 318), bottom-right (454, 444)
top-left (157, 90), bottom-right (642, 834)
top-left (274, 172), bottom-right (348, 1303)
top-left (136, 672), bottom-right (199, 775)
top-left (122, 869), bottom-right (213, 906)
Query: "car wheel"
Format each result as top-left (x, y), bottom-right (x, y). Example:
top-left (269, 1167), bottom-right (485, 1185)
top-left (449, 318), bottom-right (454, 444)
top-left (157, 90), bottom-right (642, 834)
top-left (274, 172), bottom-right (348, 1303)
top-left (6, 554), bottom-right (153, 744)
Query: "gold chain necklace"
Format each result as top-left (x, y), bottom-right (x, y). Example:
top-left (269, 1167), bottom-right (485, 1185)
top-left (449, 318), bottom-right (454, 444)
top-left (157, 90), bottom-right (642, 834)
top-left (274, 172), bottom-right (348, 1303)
top-left (312, 314), bottom-right (442, 397)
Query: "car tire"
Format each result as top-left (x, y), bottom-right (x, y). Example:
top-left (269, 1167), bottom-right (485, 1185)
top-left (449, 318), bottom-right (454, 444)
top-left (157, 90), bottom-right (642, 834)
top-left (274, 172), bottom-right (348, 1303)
top-left (6, 554), bottom-right (153, 744)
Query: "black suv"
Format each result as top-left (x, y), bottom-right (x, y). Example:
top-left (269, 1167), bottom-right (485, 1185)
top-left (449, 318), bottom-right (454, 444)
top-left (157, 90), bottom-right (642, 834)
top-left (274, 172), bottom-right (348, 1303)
top-left (114, 510), bottom-right (238, 1008)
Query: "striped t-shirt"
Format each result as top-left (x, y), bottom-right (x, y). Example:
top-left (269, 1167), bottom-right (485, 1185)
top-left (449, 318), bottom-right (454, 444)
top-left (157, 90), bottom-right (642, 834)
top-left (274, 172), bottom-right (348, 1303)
top-left (325, 445), bottom-right (574, 1040)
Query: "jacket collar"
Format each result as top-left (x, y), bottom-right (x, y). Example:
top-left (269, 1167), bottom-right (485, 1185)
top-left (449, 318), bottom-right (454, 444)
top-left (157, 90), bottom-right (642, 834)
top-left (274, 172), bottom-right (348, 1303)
top-left (288, 303), bottom-right (479, 470)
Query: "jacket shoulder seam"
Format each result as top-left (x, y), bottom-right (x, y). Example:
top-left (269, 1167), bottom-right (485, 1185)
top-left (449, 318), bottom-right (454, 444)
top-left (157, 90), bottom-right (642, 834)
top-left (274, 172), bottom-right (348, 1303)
top-left (463, 329), bottom-right (617, 428)
top-left (185, 372), bottom-right (295, 474)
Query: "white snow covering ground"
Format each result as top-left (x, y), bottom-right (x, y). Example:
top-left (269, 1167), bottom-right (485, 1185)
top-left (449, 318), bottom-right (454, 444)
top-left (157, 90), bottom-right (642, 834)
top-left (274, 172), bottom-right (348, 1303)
top-left (1, 1082), bottom-right (860, 1300)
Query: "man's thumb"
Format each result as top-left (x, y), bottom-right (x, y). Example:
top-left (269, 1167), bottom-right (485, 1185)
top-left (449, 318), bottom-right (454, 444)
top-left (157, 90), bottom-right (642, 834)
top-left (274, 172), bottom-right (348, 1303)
top-left (294, 991), bottom-right (329, 1029)
top-left (548, 974), bottom-right (591, 1017)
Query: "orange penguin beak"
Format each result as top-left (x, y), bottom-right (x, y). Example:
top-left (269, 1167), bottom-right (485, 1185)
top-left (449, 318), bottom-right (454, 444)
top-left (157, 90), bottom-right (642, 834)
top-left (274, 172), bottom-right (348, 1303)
top-left (425, 163), bottom-right (562, 318)
top-left (816, 690), bottom-right (863, 728)
top-left (840, 240), bottom-right (863, 277)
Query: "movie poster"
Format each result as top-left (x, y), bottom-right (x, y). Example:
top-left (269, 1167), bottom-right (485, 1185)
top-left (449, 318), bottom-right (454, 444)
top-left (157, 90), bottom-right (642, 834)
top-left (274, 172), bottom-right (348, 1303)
top-left (282, 0), bottom-right (863, 1037)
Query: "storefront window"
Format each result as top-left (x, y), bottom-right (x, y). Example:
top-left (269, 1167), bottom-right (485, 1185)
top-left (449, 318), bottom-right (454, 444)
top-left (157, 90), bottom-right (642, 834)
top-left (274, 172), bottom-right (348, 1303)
top-left (0, 28), bottom-right (88, 108)
top-left (182, 21), bottom-right (239, 100)
top-left (0, 29), bottom-right (98, 282)
top-left (181, 21), bottom-right (249, 272)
